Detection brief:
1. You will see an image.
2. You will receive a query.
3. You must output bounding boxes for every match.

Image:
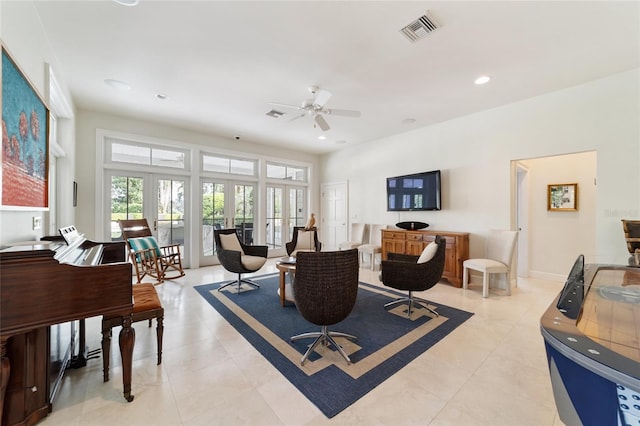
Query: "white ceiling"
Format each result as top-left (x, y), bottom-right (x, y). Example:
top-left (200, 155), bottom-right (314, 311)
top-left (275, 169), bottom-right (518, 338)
top-left (33, 1), bottom-right (639, 154)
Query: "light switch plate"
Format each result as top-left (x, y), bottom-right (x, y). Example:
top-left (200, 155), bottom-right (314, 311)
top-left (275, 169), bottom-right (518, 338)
top-left (32, 216), bottom-right (41, 230)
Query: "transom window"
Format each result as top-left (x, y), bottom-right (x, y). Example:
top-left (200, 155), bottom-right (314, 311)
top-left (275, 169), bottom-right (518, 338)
top-left (266, 162), bottom-right (307, 182)
top-left (202, 154), bottom-right (256, 176)
top-left (107, 138), bottom-right (188, 170)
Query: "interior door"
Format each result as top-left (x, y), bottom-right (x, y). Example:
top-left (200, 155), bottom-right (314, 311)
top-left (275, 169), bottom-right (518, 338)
top-left (516, 163), bottom-right (529, 278)
top-left (321, 181), bottom-right (348, 250)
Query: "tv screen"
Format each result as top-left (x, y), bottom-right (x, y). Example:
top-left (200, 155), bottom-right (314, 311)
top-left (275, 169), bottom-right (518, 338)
top-left (387, 170), bottom-right (441, 211)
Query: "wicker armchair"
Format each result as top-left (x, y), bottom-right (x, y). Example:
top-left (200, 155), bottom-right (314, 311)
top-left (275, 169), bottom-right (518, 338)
top-left (380, 235), bottom-right (446, 318)
top-left (214, 228), bottom-right (268, 292)
top-left (290, 249), bottom-right (359, 365)
top-left (286, 226), bottom-right (321, 256)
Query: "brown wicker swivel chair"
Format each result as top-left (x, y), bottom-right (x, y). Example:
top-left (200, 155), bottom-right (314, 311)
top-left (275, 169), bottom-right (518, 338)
top-left (285, 226), bottom-right (321, 256)
top-left (290, 249), bottom-right (359, 365)
top-left (380, 235), bottom-right (446, 318)
top-left (214, 228), bottom-right (268, 292)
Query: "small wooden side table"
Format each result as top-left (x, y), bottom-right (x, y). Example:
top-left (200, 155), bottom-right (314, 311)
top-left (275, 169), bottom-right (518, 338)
top-left (275, 260), bottom-right (296, 307)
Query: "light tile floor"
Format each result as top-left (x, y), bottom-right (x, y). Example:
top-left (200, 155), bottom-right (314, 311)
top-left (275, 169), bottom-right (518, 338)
top-left (41, 259), bottom-right (565, 425)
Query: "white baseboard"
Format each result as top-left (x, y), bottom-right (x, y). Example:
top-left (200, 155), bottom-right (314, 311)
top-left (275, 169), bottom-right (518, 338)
top-left (528, 270), bottom-right (566, 282)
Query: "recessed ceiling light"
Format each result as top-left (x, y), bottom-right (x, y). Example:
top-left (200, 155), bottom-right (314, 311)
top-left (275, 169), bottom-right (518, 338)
top-left (336, 140), bottom-right (347, 145)
top-left (113, 0), bottom-right (139, 6)
top-left (104, 78), bottom-right (131, 91)
top-left (474, 75), bottom-right (491, 85)
top-left (402, 118), bottom-right (416, 124)
top-left (156, 93), bottom-right (168, 100)
top-left (318, 135), bottom-right (326, 140)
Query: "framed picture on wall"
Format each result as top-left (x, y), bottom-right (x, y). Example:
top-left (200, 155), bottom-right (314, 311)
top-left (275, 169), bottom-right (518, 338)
top-left (548, 183), bottom-right (578, 211)
top-left (1, 43), bottom-right (50, 210)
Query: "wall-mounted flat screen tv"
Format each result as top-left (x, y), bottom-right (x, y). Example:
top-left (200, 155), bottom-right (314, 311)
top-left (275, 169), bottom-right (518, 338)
top-left (387, 170), bottom-right (441, 211)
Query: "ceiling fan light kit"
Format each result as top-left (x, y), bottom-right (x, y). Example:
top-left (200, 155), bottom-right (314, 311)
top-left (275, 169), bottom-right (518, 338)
top-left (269, 86), bottom-right (361, 131)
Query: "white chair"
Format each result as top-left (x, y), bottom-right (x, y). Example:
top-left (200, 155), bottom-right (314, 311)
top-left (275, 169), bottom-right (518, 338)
top-left (463, 229), bottom-right (518, 298)
top-left (338, 223), bottom-right (367, 251)
top-left (358, 224), bottom-right (387, 270)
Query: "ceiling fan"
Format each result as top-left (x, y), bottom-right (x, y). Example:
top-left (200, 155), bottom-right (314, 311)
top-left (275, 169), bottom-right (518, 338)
top-left (270, 86), bottom-right (361, 131)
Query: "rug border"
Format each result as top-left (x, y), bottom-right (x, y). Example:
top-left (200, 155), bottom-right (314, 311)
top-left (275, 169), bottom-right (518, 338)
top-left (194, 275), bottom-right (473, 418)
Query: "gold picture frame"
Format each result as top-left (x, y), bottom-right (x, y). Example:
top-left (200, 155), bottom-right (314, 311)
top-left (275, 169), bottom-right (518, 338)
top-left (548, 183), bottom-right (578, 211)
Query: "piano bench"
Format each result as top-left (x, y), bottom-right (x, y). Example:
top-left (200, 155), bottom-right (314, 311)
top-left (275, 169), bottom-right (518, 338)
top-left (101, 283), bottom-right (164, 382)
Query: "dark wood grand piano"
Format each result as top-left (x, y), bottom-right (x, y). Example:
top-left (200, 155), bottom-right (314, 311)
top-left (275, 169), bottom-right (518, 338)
top-left (0, 226), bottom-right (135, 426)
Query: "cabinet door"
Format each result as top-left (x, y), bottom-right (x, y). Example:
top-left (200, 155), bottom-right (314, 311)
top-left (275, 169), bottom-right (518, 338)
top-left (406, 241), bottom-right (424, 256)
top-left (423, 234), bottom-right (457, 278)
top-left (405, 232), bottom-right (424, 256)
top-left (3, 328), bottom-right (49, 426)
top-left (382, 239), bottom-right (405, 258)
top-left (441, 237), bottom-right (457, 277)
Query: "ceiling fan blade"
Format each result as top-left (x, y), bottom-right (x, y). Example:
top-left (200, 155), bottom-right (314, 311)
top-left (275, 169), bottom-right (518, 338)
top-left (313, 89), bottom-right (332, 108)
top-left (289, 113), bottom-right (305, 122)
top-left (269, 102), bottom-right (302, 110)
top-left (314, 114), bottom-right (330, 131)
top-left (326, 108), bottom-right (361, 118)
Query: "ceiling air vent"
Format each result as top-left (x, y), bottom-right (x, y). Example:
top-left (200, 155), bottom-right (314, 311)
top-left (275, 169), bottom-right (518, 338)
top-left (265, 109), bottom-right (284, 118)
top-left (400, 11), bottom-right (440, 43)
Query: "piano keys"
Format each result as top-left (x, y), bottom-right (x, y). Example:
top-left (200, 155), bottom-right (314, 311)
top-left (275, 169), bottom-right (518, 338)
top-left (0, 228), bottom-right (135, 426)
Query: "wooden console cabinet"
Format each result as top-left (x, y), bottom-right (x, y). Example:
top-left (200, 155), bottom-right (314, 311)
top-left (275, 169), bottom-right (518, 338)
top-left (381, 229), bottom-right (469, 287)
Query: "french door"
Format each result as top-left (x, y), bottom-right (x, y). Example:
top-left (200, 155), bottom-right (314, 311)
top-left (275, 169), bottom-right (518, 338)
top-left (200, 178), bottom-right (256, 266)
top-left (107, 171), bottom-right (189, 266)
top-left (265, 184), bottom-right (306, 257)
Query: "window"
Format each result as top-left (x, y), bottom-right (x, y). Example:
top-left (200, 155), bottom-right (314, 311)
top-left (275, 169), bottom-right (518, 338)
top-left (108, 138), bottom-right (187, 170)
top-left (202, 154), bottom-right (256, 176)
top-left (266, 162), bottom-right (307, 182)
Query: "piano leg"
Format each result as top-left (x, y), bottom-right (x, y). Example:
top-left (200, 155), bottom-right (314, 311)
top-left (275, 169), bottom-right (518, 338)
top-left (101, 328), bottom-right (112, 382)
top-left (0, 338), bottom-right (10, 423)
top-left (118, 315), bottom-right (135, 402)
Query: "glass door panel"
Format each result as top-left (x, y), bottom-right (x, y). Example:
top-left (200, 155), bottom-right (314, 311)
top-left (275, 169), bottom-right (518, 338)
top-left (109, 174), bottom-right (144, 241)
top-left (155, 178), bottom-right (185, 248)
top-left (200, 179), bottom-right (257, 265)
top-left (202, 181), bottom-right (225, 258)
top-left (234, 183), bottom-right (255, 245)
top-left (266, 186), bottom-right (283, 250)
top-left (266, 185), bottom-right (306, 256)
top-left (288, 187), bottom-right (306, 239)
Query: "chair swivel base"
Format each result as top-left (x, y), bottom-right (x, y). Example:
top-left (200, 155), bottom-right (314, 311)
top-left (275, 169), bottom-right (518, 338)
top-left (384, 295), bottom-right (439, 318)
top-left (291, 325), bottom-right (357, 365)
top-left (217, 274), bottom-right (260, 292)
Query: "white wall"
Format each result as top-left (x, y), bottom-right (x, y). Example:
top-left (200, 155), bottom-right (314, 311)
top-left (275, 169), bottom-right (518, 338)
top-left (321, 69), bottom-right (639, 277)
top-left (519, 152), bottom-right (597, 280)
top-left (0, 0), bottom-right (76, 244)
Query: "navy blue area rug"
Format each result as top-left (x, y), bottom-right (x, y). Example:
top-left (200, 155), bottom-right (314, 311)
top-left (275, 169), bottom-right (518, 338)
top-left (195, 274), bottom-right (473, 418)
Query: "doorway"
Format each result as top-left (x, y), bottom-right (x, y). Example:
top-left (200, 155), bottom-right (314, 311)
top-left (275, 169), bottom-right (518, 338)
top-left (265, 184), bottom-right (307, 257)
top-left (107, 172), bottom-right (189, 266)
top-left (320, 181), bottom-right (348, 250)
top-left (200, 179), bottom-right (256, 266)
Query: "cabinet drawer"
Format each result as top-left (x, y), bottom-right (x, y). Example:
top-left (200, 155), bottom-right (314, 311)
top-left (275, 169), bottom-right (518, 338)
top-left (382, 231), bottom-right (406, 240)
top-left (406, 232), bottom-right (423, 241)
top-left (423, 234), bottom-right (455, 246)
